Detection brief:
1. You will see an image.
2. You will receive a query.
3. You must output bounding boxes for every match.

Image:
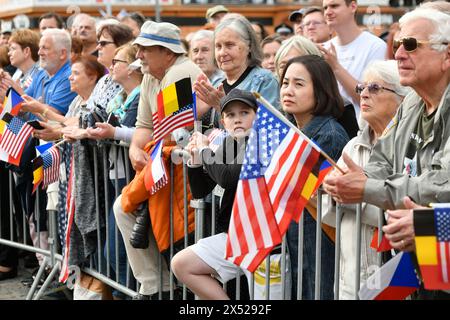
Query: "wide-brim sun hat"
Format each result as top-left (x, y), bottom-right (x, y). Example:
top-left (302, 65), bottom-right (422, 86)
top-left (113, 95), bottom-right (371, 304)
top-left (132, 20), bottom-right (186, 54)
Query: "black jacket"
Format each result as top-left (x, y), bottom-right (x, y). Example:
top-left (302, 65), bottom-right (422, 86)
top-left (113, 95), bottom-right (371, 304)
top-left (187, 136), bottom-right (247, 233)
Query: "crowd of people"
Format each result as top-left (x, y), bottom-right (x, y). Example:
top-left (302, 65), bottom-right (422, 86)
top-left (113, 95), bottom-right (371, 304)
top-left (0, 0), bottom-right (449, 301)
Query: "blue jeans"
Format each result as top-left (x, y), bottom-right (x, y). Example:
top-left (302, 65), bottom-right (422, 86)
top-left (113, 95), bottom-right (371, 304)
top-left (104, 178), bottom-right (136, 298)
top-left (286, 210), bottom-right (335, 300)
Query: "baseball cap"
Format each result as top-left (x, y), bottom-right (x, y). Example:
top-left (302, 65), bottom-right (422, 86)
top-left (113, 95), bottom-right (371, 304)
top-left (288, 8), bottom-right (306, 22)
top-left (205, 5), bottom-right (229, 20)
top-left (220, 89), bottom-right (258, 114)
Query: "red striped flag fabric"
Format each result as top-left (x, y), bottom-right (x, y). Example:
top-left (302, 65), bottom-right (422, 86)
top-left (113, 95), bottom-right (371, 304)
top-left (435, 207), bottom-right (450, 283)
top-left (152, 103), bottom-right (195, 142)
top-left (59, 152), bottom-right (75, 283)
top-left (42, 146), bottom-right (61, 189)
top-left (0, 112), bottom-right (34, 159)
top-left (226, 100), bottom-right (323, 272)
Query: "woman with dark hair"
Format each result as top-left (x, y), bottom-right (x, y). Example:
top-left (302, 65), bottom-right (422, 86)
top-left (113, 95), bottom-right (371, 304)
top-left (280, 55), bottom-right (349, 300)
top-left (251, 22), bottom-right (268, 43)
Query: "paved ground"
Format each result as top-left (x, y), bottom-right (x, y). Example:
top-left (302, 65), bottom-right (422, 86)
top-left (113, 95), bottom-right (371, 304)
top-left (0, 259), bottom-right (69, 300)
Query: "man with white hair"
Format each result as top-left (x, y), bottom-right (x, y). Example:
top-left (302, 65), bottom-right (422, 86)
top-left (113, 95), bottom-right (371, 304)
top-left (189, 30), bottom-right (223, 83)
top-left (13, 28), bottom-right (76, 278)
top-left (72, 13), bottom-right (98, 56)
top-left (323, 8), bottom-right (450, 298)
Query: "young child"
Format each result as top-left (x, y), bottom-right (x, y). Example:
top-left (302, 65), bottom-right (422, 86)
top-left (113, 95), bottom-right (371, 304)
top-left (171, 88), bottom-right (257, 300)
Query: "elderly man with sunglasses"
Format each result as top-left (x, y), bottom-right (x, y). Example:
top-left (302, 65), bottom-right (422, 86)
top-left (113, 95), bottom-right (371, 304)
top-left (323, 8), bottom-right (450, 297)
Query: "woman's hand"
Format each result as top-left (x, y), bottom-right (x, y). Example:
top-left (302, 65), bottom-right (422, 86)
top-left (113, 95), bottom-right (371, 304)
top-left (61, 125), bottom-right (89, 143)
top-left (86, 122), bottom-right (116, 140)
top-left (63, 116), bottom-right (80, 127)
top-left (193, 73), bottom-right (225, 110)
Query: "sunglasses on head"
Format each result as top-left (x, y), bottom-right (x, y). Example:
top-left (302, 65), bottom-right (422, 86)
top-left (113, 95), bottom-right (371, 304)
top-left (355, 83), bottom-right (396, 95)
top-left (392, 37), bottom-right (448, 55)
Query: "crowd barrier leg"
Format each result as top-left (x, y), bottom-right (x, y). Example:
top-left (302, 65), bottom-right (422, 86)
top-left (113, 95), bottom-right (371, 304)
top-left (297, 211), bottom-right (304, 300)
top-left (334, 204), bottom-right (342, 300)
top-left (314, 189), bottom-right (323, 300)
top-left (354, 204), bottom-right (362, 300)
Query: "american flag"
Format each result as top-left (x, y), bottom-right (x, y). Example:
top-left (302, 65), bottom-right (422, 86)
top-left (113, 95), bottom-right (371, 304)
top-left (152, 103), bottom-right (195, 142)
top-left (207, 128), bottom-right (228, 153)
top-left (0, 113), bottom-right (34, 159)
top-left (226, 100), bottom-right (323, 272)
top-left (42, 146), bottom-right (61, 189)
top-left (59, 152), bottom-right (75, 283)
top-left (435, 207), bottom-right (450, 283)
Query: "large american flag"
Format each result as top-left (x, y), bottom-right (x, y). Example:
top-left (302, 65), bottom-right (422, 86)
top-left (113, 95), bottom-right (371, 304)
top-left (152, 97), bottom-right (195, 142)
top-left (42, 146), bottom-right (61, 189)
top-left (435, 207), bottom-right (450, 283)
top-left (226, 100), bottom-right (322, 272)
top-left (0, 113), bottom-right (34, 159)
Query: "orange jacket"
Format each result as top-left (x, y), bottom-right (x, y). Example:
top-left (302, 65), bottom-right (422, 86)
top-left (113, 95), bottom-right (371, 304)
top-left (121, 141), bottom-right (195, 252)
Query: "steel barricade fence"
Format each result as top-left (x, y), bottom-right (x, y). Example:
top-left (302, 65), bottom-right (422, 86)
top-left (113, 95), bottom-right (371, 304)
top-left (1, 141), bottom-right (389, 301)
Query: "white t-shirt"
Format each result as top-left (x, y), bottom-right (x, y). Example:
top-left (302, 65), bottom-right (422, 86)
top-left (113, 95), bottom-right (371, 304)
top-left (326, 31), bottom-right (387, 119)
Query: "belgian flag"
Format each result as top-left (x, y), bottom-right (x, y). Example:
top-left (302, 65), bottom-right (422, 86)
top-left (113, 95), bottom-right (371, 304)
top-left (157, 77), bottom-right (193, 121)
top-left (414, 207), bottom-right (450, 290)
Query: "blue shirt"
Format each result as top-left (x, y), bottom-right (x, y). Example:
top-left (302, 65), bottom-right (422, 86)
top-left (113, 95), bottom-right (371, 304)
top-left (25, 61), bottom-right (77, 117)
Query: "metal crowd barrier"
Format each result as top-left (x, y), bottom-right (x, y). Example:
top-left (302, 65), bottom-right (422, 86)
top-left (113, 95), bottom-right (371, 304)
top-left (0, 141), bottom-right (389, 300)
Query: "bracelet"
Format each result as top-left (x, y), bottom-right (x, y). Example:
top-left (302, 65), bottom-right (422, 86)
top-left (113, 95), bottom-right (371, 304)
top-left (41, 108), bottom-right (49, 119)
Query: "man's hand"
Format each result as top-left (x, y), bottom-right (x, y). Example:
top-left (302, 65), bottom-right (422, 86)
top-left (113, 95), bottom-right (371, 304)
top-left (322, 153), bottom-right (367, 203)
top-left (317, 43), bottom-right (340, 72)
top-left (22, 95), bottom-right (46, 115)
top-left (129, 144), bottom-right (150, 172)
top-left (33, 121), bottom-right (62, 141)
top-left (382, 197), bottom-right (423, 252)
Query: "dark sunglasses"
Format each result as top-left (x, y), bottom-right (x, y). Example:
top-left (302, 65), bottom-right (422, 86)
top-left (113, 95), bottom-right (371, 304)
top-left (392, 37), bottom-right (448, 54)
top-left (97, 40), bottom-right (115, 47)
top-left (355, 83), bottom-right (396, 95)
top-left (111, 58), bottom-right (128, 66)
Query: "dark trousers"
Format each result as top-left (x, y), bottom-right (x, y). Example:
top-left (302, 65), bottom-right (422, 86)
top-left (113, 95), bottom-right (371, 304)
top-left (286, 211), bottom-right (335, 300)
top-left (0, 164), bottom-right (21, 269)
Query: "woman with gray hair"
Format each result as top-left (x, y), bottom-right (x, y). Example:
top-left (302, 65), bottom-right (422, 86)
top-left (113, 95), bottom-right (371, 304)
top-left (274, 35), bottom-right (322, 81)
top-left (194, 16), bottom-right (280, 115)
top-left (322, 59), bottom-right (410, 300)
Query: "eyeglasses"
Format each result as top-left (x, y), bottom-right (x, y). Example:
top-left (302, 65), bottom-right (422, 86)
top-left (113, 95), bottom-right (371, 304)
top-left (355, 83), bottom-right (397, 95)
top-left (301, 21), bottom-right (325, 28)
top-left (111, 58), bottom-right (128, 66)
top-left (97, 40), bottom-right (115, 47)
top-left (392, 37), bottom-right (448, 54)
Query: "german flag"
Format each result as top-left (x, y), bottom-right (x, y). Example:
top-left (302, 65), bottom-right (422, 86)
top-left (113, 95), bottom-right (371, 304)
top-left (32, 155), bottom-right (44, 193)
top-left (157, 77), bottom-right (193, 121)
top-left (414, 207), bottom-right (450, 290)
top-left (294, 155), bottom-right (332, 222)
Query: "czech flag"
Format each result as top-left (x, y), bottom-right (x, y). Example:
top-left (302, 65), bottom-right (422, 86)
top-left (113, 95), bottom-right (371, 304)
top-left (144, 140), bottom-right (168, 195)
top-left (359, 251), bottom-right (419, 300)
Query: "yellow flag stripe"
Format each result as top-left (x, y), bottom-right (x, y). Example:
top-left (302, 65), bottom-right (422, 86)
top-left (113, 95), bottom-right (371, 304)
top-left (162, 83), bottom-right (179, 116)
top-left (301, 173), bottom-right (318, 200)
top-left (415, 236), bottom-right (438, 265)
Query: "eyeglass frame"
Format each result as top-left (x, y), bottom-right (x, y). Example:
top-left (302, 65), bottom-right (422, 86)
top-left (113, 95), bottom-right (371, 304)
top-left (111, 58), bottom-right (128, 66)
top-left (301, 20), bottom-right (326, 29)
top-left (355, 83), bottom-right (397, 95)
top-left (97, 40), bottom-right (115, 48)
top-left (392, 37), bottom-right (448, 55)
